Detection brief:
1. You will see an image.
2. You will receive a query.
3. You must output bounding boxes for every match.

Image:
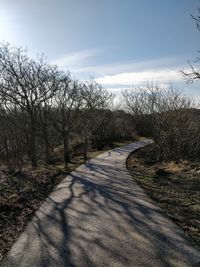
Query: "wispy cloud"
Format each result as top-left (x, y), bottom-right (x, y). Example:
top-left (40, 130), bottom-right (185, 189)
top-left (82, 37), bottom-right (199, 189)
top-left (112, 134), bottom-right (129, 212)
top-left (75, 57), bottom-right (185, 76)
top-left (95, 68), bottom-right (184, 87)
top-left (73, 57), bottom-right (189, 90)
top-left (51, 52), bottom-right (190, 93)
top-left (51, 48), bottom-right (100, 71)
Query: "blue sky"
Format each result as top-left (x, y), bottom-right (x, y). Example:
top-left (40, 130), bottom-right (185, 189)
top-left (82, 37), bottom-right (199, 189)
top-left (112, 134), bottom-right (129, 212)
top-left (0, 0), bottom-right (200, 96)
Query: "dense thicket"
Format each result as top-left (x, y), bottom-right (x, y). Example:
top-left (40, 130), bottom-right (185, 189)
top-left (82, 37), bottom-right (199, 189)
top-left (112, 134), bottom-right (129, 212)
top-left (123, 84), bottom-right (200, 161)
top-left (0, 43), bottom-right (135, 170)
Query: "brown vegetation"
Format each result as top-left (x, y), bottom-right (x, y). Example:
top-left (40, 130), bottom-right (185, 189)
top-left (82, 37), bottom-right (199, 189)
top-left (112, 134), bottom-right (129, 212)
top-left (123, 84), bottom-right (200, 161)
top-left (127, 144), bottom-right (200, 246)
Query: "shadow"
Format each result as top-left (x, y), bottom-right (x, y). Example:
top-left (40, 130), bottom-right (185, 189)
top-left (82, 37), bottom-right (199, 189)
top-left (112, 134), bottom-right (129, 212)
top-left (4, 142), bottom-right (200, 267)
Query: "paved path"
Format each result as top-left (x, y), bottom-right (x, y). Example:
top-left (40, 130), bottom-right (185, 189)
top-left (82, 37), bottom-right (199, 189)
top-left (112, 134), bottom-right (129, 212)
top-left (2, 140), bottom-right (200, 267)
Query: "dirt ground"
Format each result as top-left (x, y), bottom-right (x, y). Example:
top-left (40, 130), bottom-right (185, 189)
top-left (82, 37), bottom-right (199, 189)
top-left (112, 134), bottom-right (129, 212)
top-left (127, 144), bottom-right (200, 247)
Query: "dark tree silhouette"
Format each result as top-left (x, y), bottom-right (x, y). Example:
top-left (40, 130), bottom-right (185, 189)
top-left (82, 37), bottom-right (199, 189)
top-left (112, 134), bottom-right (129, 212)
top-left (181, 8), bottom-right (200, 82)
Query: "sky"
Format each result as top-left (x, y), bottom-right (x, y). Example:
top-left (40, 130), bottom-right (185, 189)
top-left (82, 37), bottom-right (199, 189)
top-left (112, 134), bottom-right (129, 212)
top-left (0, 0), bottom-right (200, 97)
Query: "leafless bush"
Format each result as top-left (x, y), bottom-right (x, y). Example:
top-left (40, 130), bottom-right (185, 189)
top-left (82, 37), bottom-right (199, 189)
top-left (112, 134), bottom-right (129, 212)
top-left (80, 79), bottom-right (113, 152)
top-left (123, 84), bottom-right (198, 161)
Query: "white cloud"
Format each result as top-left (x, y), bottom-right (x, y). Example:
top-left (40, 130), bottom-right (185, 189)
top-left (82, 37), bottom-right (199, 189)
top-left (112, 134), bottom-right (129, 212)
top-left (75, 57), bottom-right (185, 76)
top-left (95, 68), bottom-right (183, 86)
top-left (51, 53), bottom-right (191, 95)
top-left (51, 49), bottom-right (99, 71)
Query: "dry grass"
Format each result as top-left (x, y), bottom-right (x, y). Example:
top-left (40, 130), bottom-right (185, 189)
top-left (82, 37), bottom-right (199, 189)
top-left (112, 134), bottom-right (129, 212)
top-left (127, 144), bottom-right (200, 247)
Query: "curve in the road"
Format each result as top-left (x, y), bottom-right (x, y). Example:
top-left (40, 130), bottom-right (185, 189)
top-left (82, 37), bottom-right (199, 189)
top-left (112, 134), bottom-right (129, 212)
top-left (2, 140), bottom-right (200, 267)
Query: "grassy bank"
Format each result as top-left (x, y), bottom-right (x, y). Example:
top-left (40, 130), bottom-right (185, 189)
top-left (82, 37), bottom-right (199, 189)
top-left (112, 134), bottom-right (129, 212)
top-left (127, 144), bottom-right (200, 247)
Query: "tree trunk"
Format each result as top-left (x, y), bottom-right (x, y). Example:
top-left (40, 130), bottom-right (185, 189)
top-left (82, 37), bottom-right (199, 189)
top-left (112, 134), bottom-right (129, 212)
top-left (91, 132), bottom-right (95, 148)
top-left (4, 137), bottom-right (10, 170)
top-left (63, 134), bottom-right (70, 165)
top-left (44, 134), bottom-right (50, 164)
top-left (83, 131), bottom-right (88, 160)
top-left (43, 126), bottom-right (51, 164)
top-left (30, 118), bottom-right (37, 167)
top-left (95, 133), bottom-right (102, 150)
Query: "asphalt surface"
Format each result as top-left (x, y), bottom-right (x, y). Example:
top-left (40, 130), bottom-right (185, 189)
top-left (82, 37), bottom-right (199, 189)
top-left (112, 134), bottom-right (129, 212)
top-left (2, 140), bottom-right (200, 267)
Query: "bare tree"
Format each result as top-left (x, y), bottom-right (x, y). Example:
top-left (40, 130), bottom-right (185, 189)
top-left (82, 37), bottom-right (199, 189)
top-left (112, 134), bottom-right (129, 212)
top-left (181, 8), bottom-right (200, 82)
top-left (50, 74), bottom-right (83, 165)
top-left (37, 101), bottom-right (52, 164)
top-left (0, 103), bottom-right (28, 171)
top-left (0, 42), bottom-right (139, 170)
top-left (0, 43), bottom-right (60, 166)
top-left (81, 80), bottom-right (113, 151)
top-left (123, 84), bottom-right (195, 161)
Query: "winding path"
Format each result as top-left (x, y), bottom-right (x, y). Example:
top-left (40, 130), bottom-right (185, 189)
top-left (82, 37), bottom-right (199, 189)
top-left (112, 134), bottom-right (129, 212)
top-left (2, 140), bottom-right (200, 267)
